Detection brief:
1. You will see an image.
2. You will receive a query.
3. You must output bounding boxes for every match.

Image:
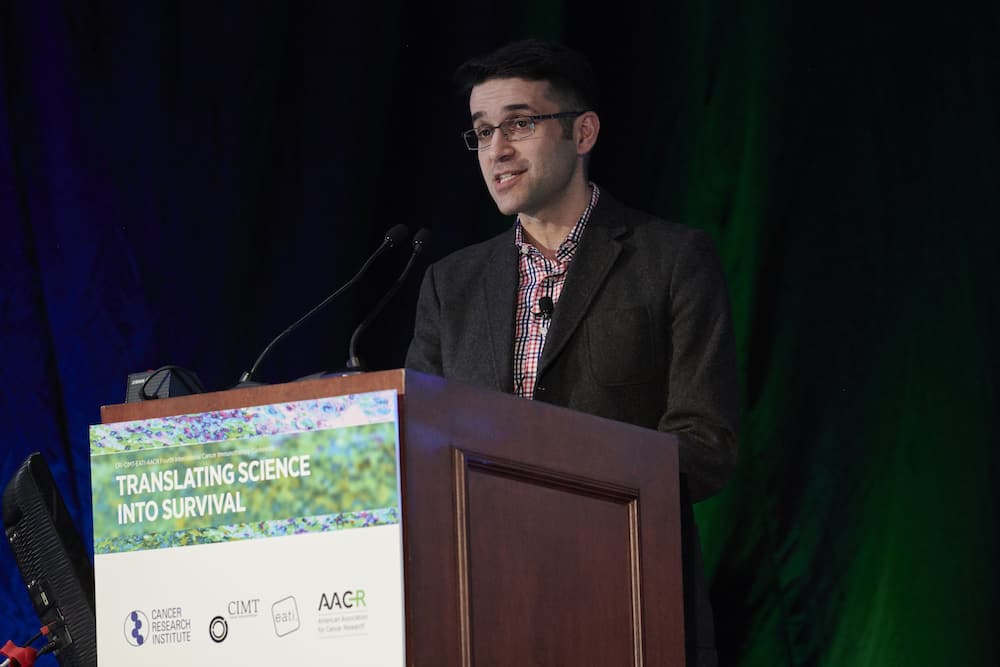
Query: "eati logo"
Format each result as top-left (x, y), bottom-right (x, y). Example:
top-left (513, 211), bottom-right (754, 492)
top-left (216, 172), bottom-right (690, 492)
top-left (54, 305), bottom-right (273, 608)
top-left (318, 589), bottom-right (367, 611)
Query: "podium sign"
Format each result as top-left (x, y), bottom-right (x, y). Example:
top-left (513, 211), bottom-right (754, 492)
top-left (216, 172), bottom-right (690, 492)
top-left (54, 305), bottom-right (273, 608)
top-left (89, 389), bottom-right (405, 665)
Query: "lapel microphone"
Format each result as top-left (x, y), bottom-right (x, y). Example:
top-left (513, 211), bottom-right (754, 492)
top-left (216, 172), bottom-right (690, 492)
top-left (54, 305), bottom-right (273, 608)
top-left (538, 296), bottom-right (554, 318)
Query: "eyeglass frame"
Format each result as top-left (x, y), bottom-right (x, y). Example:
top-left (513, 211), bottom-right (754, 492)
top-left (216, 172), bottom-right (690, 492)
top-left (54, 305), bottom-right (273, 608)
top-left (462, 111), bottom-right (587, 151)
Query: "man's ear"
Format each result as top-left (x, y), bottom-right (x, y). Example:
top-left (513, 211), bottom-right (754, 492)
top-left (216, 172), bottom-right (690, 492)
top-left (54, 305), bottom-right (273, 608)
top-left (575, 111), bottom-right (600, 155)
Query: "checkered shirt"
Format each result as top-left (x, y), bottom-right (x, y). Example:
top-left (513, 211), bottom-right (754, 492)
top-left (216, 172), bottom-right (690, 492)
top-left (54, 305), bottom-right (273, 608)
top-left (512, 184), bottom-right (601, 398)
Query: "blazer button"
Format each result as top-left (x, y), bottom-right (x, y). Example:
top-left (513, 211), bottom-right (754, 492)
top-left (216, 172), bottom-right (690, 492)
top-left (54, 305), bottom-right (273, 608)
top-left (536, 385), bottom-right (546, 393)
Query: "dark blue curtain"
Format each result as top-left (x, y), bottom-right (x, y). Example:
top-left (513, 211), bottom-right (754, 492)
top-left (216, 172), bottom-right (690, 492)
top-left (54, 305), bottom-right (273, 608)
top-left (2, 1), bottom-right (997, 664)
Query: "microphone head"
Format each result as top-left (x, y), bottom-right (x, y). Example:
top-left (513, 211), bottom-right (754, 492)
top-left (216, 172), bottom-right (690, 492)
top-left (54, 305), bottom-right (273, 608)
top-left (412, 228), bottom-right (432, 252)
top-left (538, 296), bottom-right (554, 316)
top-left (384, 224), bottom-right (411, 247)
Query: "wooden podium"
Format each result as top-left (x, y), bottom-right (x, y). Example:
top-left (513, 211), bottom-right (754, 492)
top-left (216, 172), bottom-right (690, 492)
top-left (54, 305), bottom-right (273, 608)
top-left (101, 369), bottom-right (685, 666)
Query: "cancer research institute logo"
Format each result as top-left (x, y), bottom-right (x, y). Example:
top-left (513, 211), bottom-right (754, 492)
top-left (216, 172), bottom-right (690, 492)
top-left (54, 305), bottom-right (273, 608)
top-left (124, 610), bottom-right (149, 647)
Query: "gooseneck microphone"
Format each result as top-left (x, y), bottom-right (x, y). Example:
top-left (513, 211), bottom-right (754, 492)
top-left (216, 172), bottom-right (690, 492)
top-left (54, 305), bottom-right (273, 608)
top-left (237, 224), bottom-right (410, 385)
top-left (346, 228), bottom-right (432, 371)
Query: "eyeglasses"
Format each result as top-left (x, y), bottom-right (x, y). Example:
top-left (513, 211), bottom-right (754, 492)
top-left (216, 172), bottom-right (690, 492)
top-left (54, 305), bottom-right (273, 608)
top-left (462, 111), bottom-right (586, 151)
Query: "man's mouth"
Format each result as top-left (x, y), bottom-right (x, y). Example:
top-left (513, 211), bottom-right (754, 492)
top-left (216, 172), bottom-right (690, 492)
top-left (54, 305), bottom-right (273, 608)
top-left (494, 170), bottom-right (525, 187)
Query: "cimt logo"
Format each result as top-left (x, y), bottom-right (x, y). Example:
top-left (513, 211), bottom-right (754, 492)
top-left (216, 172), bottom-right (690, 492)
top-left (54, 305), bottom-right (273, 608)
top-left (123, 610), bottom-right (149, 647)
top-left (208, 616), bottom-right (229, 643)
top-left (227, 598), bottom-right (261, 617)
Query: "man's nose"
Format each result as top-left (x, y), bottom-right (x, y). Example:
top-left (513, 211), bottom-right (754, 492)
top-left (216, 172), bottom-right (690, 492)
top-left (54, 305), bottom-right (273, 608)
top-left (486, 130), bottom-right (515, 159)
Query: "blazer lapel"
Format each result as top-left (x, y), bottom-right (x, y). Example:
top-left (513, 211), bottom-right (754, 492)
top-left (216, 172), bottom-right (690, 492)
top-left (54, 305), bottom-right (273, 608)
top-left (482, 238), bottom-right (518, 392)
top-left (538, 197), bottom-right (627, 376)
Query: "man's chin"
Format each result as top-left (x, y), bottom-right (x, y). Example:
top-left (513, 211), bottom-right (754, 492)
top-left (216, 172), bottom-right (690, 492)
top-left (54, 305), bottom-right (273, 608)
top-left (490, 193), bottom-right (521, 216)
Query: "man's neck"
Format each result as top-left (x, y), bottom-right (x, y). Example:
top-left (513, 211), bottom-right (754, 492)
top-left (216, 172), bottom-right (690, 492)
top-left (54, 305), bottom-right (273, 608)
top-left (519, 182), bottom-right (593, 260)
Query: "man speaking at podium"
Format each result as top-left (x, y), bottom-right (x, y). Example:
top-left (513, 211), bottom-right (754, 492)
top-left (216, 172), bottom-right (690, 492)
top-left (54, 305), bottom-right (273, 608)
top-left (405, 39), bottom-right (739, 667)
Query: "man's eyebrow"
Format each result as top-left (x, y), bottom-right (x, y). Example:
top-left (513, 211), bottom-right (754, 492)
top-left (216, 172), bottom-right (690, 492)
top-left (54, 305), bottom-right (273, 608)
top-left (470, 103), bottom-right (535, 123)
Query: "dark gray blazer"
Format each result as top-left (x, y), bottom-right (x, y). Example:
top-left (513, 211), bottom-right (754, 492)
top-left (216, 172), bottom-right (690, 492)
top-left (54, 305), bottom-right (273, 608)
top-left (405, 191), bottom-right (738, 665)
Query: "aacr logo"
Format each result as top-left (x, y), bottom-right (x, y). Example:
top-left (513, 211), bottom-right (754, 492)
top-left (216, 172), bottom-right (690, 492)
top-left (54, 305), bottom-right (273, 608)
top-left (318, 590), bottom-right (367, 611)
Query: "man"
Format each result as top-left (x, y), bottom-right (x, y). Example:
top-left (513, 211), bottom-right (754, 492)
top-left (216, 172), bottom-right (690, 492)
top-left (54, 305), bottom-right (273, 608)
top-left (406, 38), bottom-right (738, 667)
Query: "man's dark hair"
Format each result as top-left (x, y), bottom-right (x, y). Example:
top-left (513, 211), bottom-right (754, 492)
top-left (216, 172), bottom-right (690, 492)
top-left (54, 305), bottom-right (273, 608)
top-left (455, 39), bottom-right (600, 115)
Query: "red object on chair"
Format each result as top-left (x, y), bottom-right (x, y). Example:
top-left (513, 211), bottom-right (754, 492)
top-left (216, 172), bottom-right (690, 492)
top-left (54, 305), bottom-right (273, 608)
top-left (0, 639), bottom-right (39, 667)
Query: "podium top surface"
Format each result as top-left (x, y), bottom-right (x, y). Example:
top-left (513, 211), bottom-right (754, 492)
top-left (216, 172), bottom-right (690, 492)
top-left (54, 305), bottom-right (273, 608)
top-left (101, 369), bottom-right (408, 424)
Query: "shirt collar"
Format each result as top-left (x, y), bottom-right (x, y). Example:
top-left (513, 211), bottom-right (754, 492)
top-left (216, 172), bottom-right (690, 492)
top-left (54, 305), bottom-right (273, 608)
top-left (514, 183), bottom-right (601, 260)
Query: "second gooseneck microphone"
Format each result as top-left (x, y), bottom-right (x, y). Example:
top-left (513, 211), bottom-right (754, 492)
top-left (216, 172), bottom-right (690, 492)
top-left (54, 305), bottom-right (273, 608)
top-left (237, 224), bottom-right (410, 385)
top-left (346, 228), bottom-right (431, 371)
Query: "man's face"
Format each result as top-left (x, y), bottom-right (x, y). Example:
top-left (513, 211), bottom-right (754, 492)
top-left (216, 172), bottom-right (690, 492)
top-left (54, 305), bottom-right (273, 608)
top-left (469, 78), bottom-right (582, 220)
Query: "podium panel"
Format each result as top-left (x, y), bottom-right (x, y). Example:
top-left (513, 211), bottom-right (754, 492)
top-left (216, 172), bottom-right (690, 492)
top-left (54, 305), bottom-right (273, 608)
top-left (460, 453), bottom-right (641, 665)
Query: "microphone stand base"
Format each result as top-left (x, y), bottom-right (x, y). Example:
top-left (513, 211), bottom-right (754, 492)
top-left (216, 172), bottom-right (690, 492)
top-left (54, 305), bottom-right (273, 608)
top-left (293, 369), bottom-right (367, 382)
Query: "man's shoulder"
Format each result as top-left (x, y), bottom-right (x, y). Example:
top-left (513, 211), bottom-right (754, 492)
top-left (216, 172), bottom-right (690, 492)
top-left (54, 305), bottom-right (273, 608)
top-left (593, 192), bottom-right (712, 249)
top-left (428, 226), bottom-right (513, 275)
